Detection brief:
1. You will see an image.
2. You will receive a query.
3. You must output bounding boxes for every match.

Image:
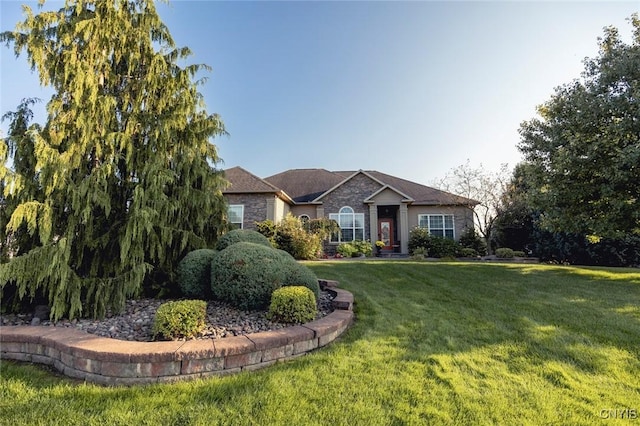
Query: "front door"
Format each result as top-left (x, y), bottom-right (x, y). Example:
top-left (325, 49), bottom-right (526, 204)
top-left (378, 219), bottom-right (394, 250)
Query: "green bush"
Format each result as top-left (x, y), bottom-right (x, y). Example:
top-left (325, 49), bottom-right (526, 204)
top-left (267, 286), bottom-right (317, 324)
top-left (277, 250), bottom-right (320, 298)
top-left (255, 220), bottom-right (277, 246)
top-left (408, 227), bottom-right (431, 255)
top-left (460, 247), bottom-right (479, 257)
top-left (215, 229), bottom-right (273, 251)
top-left (351, 240), bottom-right (373, 257)
top-left (408, 227), bottom-right (463, 258)
top-left (496, 247), bottom-right (515, 258)
top-left (337, 243), bottom-right (357, 257)
top-left (210, 242), bottom-right (288, 310)
top-left (337, 240), bottom-right (373, 257)
top-left (176, 249), bottom-right (217, 299)
top-left (411, 247), bottom-right (427, 260)
top-left (274, 214), bottom-right (323, 260)
top-left (458, 227), bottom-right (487, 255)
top-left (152, 300), bottom-right (207, 341)
top-left (513, 250), bottom-right (526, 257)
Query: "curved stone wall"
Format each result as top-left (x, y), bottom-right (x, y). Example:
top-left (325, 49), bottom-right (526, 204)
top-left (0, 281), bottom-right (354, 386)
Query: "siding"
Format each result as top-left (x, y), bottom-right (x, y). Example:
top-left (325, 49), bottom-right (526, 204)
top-left (407, 205), bottom-right (474, 240)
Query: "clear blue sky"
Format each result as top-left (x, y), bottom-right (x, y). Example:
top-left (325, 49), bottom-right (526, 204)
top-left (1, 1), bottom-right (638, 185)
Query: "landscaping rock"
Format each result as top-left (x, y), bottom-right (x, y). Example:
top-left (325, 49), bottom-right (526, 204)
top-left (0, 291), bottom-right (335, 342)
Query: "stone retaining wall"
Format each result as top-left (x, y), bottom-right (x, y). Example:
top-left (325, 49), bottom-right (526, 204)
top-left (0, 280), bottom-right (354, 386)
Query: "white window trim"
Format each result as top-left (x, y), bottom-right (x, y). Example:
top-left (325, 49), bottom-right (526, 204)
top-left (418, 214), bottom-right (455, 239)
top-left (228, 204), bottom-right (244, 229)
top-left (329, 206), bottom-right (365, 243)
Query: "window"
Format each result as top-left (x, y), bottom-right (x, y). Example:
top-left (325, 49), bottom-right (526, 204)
top-left (299, 214), bottom-right (310, 224)
top-left (228, 205), bottom-right (244, 229)
top-left (418, 214), bottom-right (454, 239)
top-left (329, 206), bottom-right (365, 242)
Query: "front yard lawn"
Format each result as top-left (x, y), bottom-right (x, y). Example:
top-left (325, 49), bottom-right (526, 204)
top-left (2, 261), bottom-right (639, 425)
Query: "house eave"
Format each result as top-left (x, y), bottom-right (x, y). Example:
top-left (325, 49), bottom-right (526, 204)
top-left (223, 189), bottom-right (295, 205)
top-left (363, 184), bottom-right (415, 204)
top-left (364, 198), bottom-right (414, 204)
top-left (410, 201), bottom-right (478, 207)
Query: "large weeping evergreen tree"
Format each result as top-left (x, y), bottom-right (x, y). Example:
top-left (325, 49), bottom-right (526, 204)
top-left (0, 0), bottom-right (228, 320)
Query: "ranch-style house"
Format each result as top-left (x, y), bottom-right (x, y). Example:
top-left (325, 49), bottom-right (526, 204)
top-left (223, 166), bottom-right (477, 256)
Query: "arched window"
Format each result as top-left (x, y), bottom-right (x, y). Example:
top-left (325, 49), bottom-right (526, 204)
top-left (329, 206), bottom-right (365, 242)
top-left (299, 214), bottom-right (310, 224)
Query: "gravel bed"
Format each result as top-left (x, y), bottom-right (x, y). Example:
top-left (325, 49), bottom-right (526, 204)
top-left (0, 290), bottom-right (335, 342)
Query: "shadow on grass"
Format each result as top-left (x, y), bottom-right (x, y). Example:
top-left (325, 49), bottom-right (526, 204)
top-left (309, 261), bottom-right (640, 370)
top-left (3, 261), bottom-right (640, 424)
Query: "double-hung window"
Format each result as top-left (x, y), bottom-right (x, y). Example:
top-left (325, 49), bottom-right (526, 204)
top-left (228, 205), bottom-right (244, 229)
top-left (329, 206), bottom-right (364, 242)
top-left (418, 214), bottom-right (454, 239)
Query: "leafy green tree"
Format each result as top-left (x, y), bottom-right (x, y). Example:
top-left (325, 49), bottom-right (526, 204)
top-left (518, 15), bottom-right (640, 239)
top-left (0, 0), bottom-right (228, 320)
top-left (492, 163), bottom-right (536, 252)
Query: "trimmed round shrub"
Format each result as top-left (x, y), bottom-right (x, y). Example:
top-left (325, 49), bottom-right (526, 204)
top-left (277, 250), bottom-right (320, 298)
top-left (176, 249), bottom-right (217, 299)
top-left (460, 247), bottom-right (479, 257)
top-left (152, 300), bottom-right (207, 340)
top-left (496, 247), bottom-right (515, 258)
top-left (268, 286), bottom-right (317, 324)
top-left (211, 242), bottom-right (288, 310)
top-left (215, 229), bottom-right (272, 251)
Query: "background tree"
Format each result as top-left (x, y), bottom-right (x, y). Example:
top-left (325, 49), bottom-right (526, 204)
top-left (492, 163), bottom-right (536, 253)
top-left (518, 14), bottom-right (640, 240)
top-left (434, 160), bottom-right (511, 253)
top-left (0, 0), bottom-right (228, 320)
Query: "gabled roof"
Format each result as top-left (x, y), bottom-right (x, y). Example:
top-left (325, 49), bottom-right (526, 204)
top-left (226, 167), bottom-right (477, 206)
top-left (363, 170), bottom-right (475, 205)
top-left (313, 170), bottom-right (415, 203)
top-left (264, 168), bottom-right (345, 203)
top-left (223, 166), bottom-right (287, 197)
top-left (363, 184), bottom-right (414, 204)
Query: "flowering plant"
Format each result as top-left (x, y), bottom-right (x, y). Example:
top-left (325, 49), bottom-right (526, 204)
top-left (375, 240), bottom-right (385, 248)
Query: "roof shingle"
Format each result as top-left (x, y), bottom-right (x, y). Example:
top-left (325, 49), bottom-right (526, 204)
top-left (223, 166), bottom-right (282, 193)
top-left (225, 167), bottom-right (477, 206)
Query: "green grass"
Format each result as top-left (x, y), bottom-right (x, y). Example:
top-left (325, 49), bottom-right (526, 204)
top-left (2, 261), bottom-right (640, 425)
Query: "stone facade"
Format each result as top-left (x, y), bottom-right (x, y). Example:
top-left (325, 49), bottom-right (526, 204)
top-left (224, 194), bottom-right (268, 230)
top-left (317, 173), bottom-right (384, 242)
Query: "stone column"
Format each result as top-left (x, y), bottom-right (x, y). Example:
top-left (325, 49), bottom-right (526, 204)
top-left (400, 203), bottom-right (409, 254)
